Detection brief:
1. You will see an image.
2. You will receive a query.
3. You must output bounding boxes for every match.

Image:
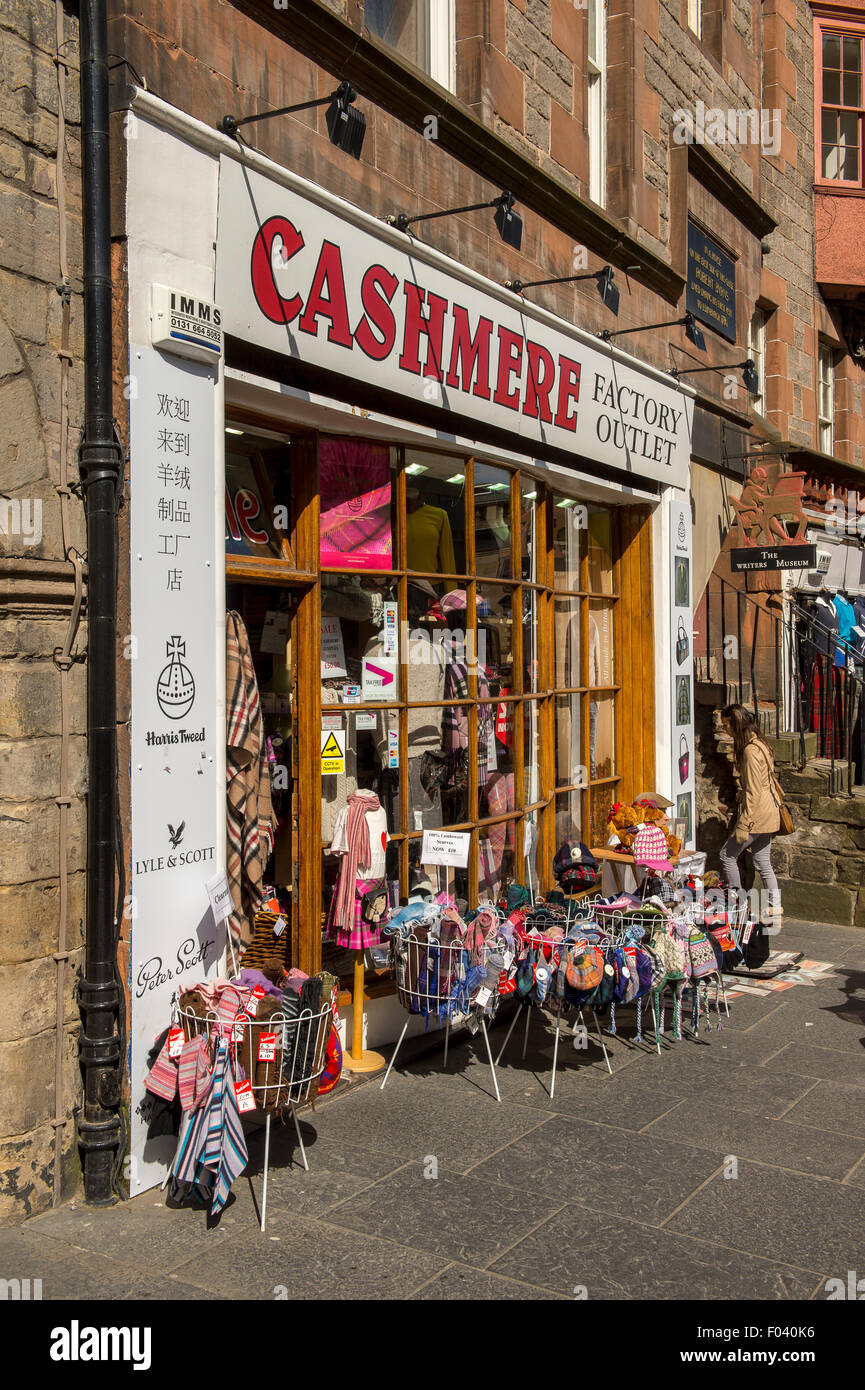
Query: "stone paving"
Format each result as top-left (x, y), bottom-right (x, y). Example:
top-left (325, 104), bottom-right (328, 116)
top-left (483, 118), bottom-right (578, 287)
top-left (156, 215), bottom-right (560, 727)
top-left (3, 918), bottom-right (864, 1301)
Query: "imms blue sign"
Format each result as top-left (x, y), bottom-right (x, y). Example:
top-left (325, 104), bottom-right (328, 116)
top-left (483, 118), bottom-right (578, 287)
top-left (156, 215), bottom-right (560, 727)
top-left (686, 225), bottom-right (736, 344)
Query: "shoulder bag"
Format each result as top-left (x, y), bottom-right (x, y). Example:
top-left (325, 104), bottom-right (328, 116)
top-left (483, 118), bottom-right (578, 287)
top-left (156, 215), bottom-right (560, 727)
top-left (758, 744), bottom-right (794, 836)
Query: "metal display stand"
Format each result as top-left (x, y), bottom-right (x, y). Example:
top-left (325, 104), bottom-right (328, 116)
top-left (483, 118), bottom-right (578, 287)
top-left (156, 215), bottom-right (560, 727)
top-left (174, 997), bottom-right (333, 1231)
top-left (381, 933), bottom-right (503, 1101)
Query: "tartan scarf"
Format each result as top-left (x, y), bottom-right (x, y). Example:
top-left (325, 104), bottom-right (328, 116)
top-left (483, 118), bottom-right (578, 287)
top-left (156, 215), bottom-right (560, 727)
top-left (442, 663), bottom-right (494, 784)
top-left (226, 611), bottom-right (274, 955)
top-left (333, 792), bottom-right (380, 931)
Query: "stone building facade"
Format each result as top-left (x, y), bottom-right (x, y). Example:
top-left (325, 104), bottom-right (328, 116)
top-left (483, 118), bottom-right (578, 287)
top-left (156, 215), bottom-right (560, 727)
top-left (3, 0), bottom-right (864, 1218)
top-left (0, 0), bottom-right (87, 1222)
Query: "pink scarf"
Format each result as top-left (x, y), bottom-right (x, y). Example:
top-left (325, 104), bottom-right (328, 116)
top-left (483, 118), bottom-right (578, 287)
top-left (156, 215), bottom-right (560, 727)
top-left (334, 792), bottom-right (381, 930)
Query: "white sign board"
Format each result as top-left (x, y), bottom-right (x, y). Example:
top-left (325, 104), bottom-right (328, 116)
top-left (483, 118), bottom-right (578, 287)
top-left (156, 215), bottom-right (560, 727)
top-left (321, 615), bottom-right (347, 678)
top-left (205, 869), bottom-right (233, 925)
top-left (362, 655), bottom-right (398, 700)
top-left (129, 343), bottom-right (223, 1195)
top-left (150, 283), bottom-right (223, 362)
top-left (421, 829), bottom-right (471, 868)
top-left (670, 497), bottom-right (695, 851)
top-left (216, 158), bottom-right (693, 490)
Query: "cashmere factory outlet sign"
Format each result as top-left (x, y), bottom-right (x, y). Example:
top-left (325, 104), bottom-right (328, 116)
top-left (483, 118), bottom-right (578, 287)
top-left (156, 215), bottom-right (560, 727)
top-left (216, 158), bottom-right (693, 490)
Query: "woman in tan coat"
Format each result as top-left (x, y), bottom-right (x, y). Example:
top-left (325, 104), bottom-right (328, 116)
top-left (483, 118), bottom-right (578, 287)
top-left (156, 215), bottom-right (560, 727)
top-left (718, 703), bottom-right (783, 918)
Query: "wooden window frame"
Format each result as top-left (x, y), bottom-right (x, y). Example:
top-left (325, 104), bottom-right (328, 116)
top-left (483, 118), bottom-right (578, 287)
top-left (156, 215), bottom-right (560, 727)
top-left (814, 15), bottom-right (865, 189)
top-left (223, 412), bottom-right (656, 980)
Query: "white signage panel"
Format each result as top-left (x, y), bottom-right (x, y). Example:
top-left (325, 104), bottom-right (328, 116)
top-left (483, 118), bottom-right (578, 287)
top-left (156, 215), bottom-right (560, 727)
top-left (129, 343), bottom-right (223, 1195)
top-left (216, 158), bottom-right (693, 490)
top-left (670, 497), bottom-right (695, 851)
top-left (421, 830), bottom-right (471, 868)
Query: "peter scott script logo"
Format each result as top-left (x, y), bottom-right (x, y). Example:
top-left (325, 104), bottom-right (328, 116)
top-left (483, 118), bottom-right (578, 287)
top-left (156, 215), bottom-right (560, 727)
top-left (156, 636), bottom-right (195, 719)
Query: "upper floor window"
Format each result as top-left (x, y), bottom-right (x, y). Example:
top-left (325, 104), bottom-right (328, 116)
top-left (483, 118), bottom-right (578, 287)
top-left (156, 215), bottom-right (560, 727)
top-left (688, 0), bottom-right (703, 41)
top-left (588, 0), bottom-right (607, 207)
top-left (747, 309), bottom-right (766, 415)
top-left (818, 342), bottom-right (835, 454)
top-left (366, 0), bottom-right (455, 91)
top-left (818, 24), bottom-right (864, 184)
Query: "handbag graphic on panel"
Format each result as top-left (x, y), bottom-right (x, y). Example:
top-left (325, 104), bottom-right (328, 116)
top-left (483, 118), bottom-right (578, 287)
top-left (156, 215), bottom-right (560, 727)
top-left (676, 675), bottom-right (691, 726)
top-left (678, 732), bottom-right (690, 784)
top-left (675, 616), bottom-right (689, 665)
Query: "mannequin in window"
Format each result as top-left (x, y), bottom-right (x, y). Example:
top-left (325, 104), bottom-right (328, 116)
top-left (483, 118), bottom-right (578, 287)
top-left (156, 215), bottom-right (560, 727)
top-left (406, 484), bottom-right (456, 587)
top-left (325, 790), bottom-right (390, 950)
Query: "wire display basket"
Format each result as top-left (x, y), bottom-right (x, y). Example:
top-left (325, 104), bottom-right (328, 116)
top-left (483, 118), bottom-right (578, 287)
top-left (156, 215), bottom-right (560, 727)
top-left (173, 996), bottom-right (333, 1231)
top-left (383, 932), bottom-right (506, 1100)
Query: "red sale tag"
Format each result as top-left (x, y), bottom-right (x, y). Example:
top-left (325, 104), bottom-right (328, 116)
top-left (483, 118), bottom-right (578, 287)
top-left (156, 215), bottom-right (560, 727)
top-left (167, 1026), bottom-right (184, 1059)
top-left (257, 1031), bottom-right (278, 1062)
top-left (499, 975), bottom-right (516, 995)
top-left (235, 1079), bottom-right (256, 1113)
top-left (246, 985), bottom-right (266, 1017)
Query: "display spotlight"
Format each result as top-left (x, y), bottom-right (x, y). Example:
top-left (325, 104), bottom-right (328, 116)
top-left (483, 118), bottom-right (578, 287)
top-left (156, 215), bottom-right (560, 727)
top-left (388, 190), bottom-right (523, 252)
top-left (220, 81), bottom-right (366, 159)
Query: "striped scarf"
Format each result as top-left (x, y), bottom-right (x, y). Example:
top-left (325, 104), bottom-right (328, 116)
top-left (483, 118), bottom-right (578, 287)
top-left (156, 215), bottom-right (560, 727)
top-left (172, 1039), bottom-right (248, 1216)
top-left (333, 792), bottom-right (380, 931)
top-left (226, 611), bottom-right (274, 955)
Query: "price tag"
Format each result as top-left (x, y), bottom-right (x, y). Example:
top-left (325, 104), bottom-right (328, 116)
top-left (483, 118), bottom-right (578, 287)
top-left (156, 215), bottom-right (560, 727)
top-left (498, 975), bottom-right (516, 995)
top-left (167, 1026), bottom-right (184, 1059)
top-left (257, 1032), bottom-right (278, 1062)
top-left (502, 950), bottom-right (514, 971)
top-left (272, 915), bottom-right (286, 939)
top-left (474, 986), bottom-right (492, 1008)
top-left (235, 1080), bottom-right (256, 1113)
top-left (246, 985), bottom-right (266, 1017)
top-left (232, 1011), bottom-right (250, 1043)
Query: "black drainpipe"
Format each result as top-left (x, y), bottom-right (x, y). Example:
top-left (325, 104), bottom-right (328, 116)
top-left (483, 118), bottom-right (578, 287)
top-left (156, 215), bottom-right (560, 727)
top-left (77, 0), bottom-right (124, 1203)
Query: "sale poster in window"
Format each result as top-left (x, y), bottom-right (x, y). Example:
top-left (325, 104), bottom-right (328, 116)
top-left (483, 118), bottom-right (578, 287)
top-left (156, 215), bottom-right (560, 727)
top-left (320, 438), bottom-right (392, 570)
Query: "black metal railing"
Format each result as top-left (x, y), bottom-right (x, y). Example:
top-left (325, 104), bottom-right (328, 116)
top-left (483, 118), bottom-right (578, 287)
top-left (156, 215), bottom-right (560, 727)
top-left (697, 579), bottom-right (864, 793)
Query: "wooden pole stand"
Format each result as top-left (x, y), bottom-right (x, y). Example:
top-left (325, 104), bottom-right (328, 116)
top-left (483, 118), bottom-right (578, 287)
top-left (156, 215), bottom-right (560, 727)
top-left (343, 950), bottom-right (385, 1073)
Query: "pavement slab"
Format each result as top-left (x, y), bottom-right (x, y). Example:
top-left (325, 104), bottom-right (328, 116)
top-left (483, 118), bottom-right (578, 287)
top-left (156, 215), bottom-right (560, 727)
top-left (644, 1096), bottom-right (865, 1180)
top-left (487, 1202), bottom-right (821, 1301)
top-left (667, 1159), bottom-right (865, 1277)
top-left (468, 1113), bottom-right (724, 1224)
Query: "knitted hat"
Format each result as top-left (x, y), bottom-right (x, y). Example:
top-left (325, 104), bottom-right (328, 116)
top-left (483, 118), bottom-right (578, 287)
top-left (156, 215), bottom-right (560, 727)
top-left (633, 824), bottom-right (674, 871)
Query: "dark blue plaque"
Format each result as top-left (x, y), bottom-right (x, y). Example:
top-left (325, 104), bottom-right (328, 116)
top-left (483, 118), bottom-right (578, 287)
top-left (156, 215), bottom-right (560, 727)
top-left (686, 224), bottom-right (736, 344)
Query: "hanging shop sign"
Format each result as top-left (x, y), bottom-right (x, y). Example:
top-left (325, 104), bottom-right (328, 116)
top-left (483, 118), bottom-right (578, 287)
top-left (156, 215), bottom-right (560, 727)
top-left (129, 343), bottom-right (224, 1196)
top-left (670, 497), bottom-right (695, 851)
top-left (685, 224), bottom-right (736, 344)
top-left (216, 158), bottom-right (693, 491)
top-left (151, 282), bottom-right (223, 361)
top-left (730, 545), bottom-right (816, 572)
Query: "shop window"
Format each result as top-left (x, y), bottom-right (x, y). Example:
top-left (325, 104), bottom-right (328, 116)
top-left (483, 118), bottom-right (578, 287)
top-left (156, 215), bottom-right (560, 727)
top-left (225, 426), bottom-right (295, 576)
top-left (320, 437), bottom-right (396, 571)
top-left (553, 498), bottom-right (584, 589)
top-left (817, 23), bottom-right (864, 184)
top-left (587, 0), bottom-right (607, 207)
top-left (405, 449), bottom-right (467, 576)
top-left (818, 343), bottom-right (836, 453)
top-left (474, 463), bottom-right (513, 578)
top-left (365, 0), bottom-right (455, 92)
top-left (747, 309), bottom-right (766, 415)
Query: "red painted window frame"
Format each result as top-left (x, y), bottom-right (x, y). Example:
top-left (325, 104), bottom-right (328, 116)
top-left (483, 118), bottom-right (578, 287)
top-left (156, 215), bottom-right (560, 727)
top-left (813, 13), bottom-right (865, 188)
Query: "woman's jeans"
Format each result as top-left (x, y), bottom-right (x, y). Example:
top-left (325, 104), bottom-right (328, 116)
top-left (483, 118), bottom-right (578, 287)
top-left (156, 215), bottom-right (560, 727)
top-left (719, 833), bottom-right (781, 911)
